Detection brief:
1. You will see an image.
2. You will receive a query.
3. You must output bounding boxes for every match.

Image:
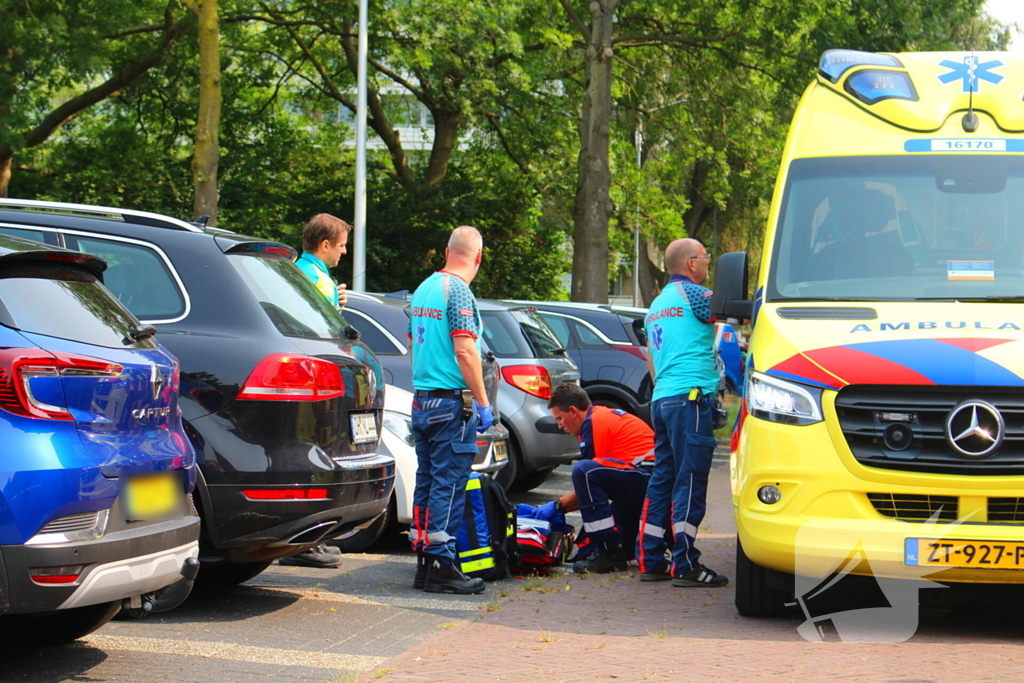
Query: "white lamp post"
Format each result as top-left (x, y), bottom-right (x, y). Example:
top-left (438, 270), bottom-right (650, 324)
top-left (353, 0), bottom-right (368, 292)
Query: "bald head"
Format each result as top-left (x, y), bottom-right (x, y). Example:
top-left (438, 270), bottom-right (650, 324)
top-left (447, 226), bottom-right (483, 258)
top-left (444, 225), bottom-right (484, 283)
top-left (665, 238), bottom-right (703, 275)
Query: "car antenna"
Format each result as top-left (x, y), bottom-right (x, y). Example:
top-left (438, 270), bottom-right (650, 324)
top-left (962, 50), bottom-right (979, 133)
top-left (191, 215), bottom-right (211, 229)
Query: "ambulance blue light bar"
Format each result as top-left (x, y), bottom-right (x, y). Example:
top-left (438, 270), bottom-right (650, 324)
top-left (819, 49), bottom-right (904, 84)
top-left (844, 69), bottom-right (918, 105)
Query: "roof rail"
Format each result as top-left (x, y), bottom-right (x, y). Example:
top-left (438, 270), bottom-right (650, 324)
top-left (0, 198), bottom-right (203, 233)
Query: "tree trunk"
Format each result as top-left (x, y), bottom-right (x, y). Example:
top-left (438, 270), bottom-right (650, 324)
top-left (188, 0), bottom-right (221, 225)
top-left (570, 0), bottom-right (618, 303)
top-left (638, 236), bottom-right (666, 306)
top-left (424, 110), bottom-right (461, 185)
top-left (340, 19), bottom-right (416, 186)
top-left (0, 150), bottom-right (11, 198)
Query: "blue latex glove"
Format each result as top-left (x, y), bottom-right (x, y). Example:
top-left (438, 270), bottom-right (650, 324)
top-left (533, 501), bottom-right (559, 523)
top-left (476, 403), bottom-right (494, 432)
top-left (516, 503), bottom-right (537, 518)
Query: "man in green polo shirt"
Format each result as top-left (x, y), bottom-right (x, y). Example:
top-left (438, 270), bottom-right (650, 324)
top-left (294, 213), bottom-right (351, 310)
top-left (280, 213), bottom-right (352, 568)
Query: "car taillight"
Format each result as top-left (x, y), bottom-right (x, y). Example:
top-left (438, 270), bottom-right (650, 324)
top-left (241, 488), bottom-right (329, 500)
top-left (30, 565), bottom-right (84, 585)
top-left (0, 348), bottom-right (122, 420)
top-left (236, 354), bottom-right (345, 401)
top-left (501, 364), bottom-right (552, 399)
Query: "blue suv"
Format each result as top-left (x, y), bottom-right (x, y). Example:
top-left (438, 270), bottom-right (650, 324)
top-left (0, 235), bottom-right (199, 644)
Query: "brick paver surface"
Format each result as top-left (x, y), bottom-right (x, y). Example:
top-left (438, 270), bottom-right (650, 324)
top-left (364, 463), bottom-right (1024, 683)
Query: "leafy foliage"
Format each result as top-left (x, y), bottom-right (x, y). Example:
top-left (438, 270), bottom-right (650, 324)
top-left (3, 0), bottom-right (1011, 303)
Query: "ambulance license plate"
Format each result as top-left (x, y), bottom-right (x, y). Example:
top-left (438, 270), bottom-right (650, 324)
top-left (350, 412), bottom-right (378, 444)
top-left (493, 440), bottom-right (508, 464)
top-left (123, 472), bottom-right (179, 521)
top-left (905, 538), bottom-right (1024, 569)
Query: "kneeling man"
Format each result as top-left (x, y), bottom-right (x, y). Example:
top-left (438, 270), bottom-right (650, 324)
top-left (547, 384), bottom-right (655, 574)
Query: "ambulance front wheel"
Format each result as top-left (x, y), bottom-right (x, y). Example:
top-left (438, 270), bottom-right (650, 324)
top-left (735, 539), bottom-right (793, 617)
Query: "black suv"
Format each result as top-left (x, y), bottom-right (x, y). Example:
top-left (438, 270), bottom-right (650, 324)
top-left (0, 199), bottom-right (394, 586)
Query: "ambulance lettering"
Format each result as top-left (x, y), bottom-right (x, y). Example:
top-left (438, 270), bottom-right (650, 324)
top-left (411, 306), bottom-right (444, 320)
top-left (849, 321), bottom-right (1022, 333)
top-left (647, 307), bottom-right (686, 322)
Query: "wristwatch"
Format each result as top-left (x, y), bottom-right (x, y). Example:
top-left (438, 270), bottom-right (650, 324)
top-left (553, 499), bottom-right (564, 514)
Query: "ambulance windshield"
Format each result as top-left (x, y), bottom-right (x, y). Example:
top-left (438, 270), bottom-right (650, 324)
top-left (768, 155), bottom-right (1024, 302)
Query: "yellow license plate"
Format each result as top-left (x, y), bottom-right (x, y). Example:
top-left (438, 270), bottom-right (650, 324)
top-left (124, 472), bottom-right (179, 520)
top-left (906, 538), bottom-right (1024, 570)
top-left (493, 440), bottom-right (508, 463)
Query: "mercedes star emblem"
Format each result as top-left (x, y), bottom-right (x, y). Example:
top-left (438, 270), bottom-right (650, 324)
top-left (946, 400), bottom-right (1003, 458)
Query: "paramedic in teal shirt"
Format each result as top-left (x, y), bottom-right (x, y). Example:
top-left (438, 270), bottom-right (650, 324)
top-left (279, 213), bottom-right (351, 569)
top-left (407, 226), bottom-right (493, 595)
top-left (637, 238), bottom-right (728, 588)
top-left (294, 213), bottom-right (350, 310)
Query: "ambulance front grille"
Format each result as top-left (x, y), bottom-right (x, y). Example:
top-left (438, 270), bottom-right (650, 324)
top-left (988, 498), bottom-right (1024, 522)
top-left (867, 493), bottom-right (958, 521)
top-left (835, 386), bottom-right (1024, 476)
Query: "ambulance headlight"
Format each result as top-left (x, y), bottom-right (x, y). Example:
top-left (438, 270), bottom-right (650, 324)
top-left (746, 372), bottom-right (823, 426)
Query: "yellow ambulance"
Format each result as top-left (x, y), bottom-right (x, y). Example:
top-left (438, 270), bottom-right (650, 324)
top-left (711, 50), bottom-right (1024, 616)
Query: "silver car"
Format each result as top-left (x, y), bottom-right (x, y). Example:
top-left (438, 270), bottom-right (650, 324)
top-left (477, 301), bottom-right (580, 491)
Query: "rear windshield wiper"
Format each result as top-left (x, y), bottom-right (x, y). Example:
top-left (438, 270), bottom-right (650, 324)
top-left (123, 324), bottom-right (157, 345)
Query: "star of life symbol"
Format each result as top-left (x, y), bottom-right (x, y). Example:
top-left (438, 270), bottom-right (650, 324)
top-left (791, 510), bottom-right (971, 643)
top-left (938, 56), bottom-right (1004, 93)
top-left (650, 324), bottom-right (664, 352)
top-left (415, 324), bottom-right (426, 346)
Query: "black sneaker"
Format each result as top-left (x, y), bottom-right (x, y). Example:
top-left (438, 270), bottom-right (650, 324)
top-left (413, 552), bottom-right (428, 589)
top-left (279, 544), bottom-right (344, 568)
top-left (671, 563), bottom-right (729, 587)
top-left (639, 565), bottom-right (672, 582)
top-left (574, 546), bottom-right (629, 574)
top-left (423, 557), bottom-right (485, 595)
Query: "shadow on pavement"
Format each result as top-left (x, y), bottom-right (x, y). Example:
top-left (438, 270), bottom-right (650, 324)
top-left (0, 641), bottom-right (108, 680)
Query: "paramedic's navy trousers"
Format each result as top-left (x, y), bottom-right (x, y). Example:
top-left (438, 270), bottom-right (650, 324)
top-left (637, 394), bottom-right (718, 576)
top-left (572, 459), bottom-right (650, 557)
top-left (410, 395), bottom-right (478, 561)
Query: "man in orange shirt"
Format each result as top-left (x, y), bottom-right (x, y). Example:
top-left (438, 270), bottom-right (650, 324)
top-left (547, 383), bottom-right (655, 574)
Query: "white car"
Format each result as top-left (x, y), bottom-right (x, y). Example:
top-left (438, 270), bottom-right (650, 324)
top-left (332, 384), bottom-right (509, 552)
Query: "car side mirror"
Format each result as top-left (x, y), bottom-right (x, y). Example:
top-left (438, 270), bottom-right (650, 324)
top-left (710, 252), bottom-right (753, 322)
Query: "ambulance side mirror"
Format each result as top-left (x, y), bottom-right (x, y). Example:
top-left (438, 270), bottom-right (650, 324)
top-left (710, 252), bottom-right (752, 322)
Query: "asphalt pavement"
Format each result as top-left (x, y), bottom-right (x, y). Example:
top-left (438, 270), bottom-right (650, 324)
top-left (9, 443), bottom-right (1023, 683)
top-left (0, 464), bottom-right (588, 682)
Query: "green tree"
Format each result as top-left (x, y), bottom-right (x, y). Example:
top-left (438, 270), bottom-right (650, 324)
top-left (556, 0), bottom-right (1008, 303)
top-left (0, 0), bottom-right (192, 196)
